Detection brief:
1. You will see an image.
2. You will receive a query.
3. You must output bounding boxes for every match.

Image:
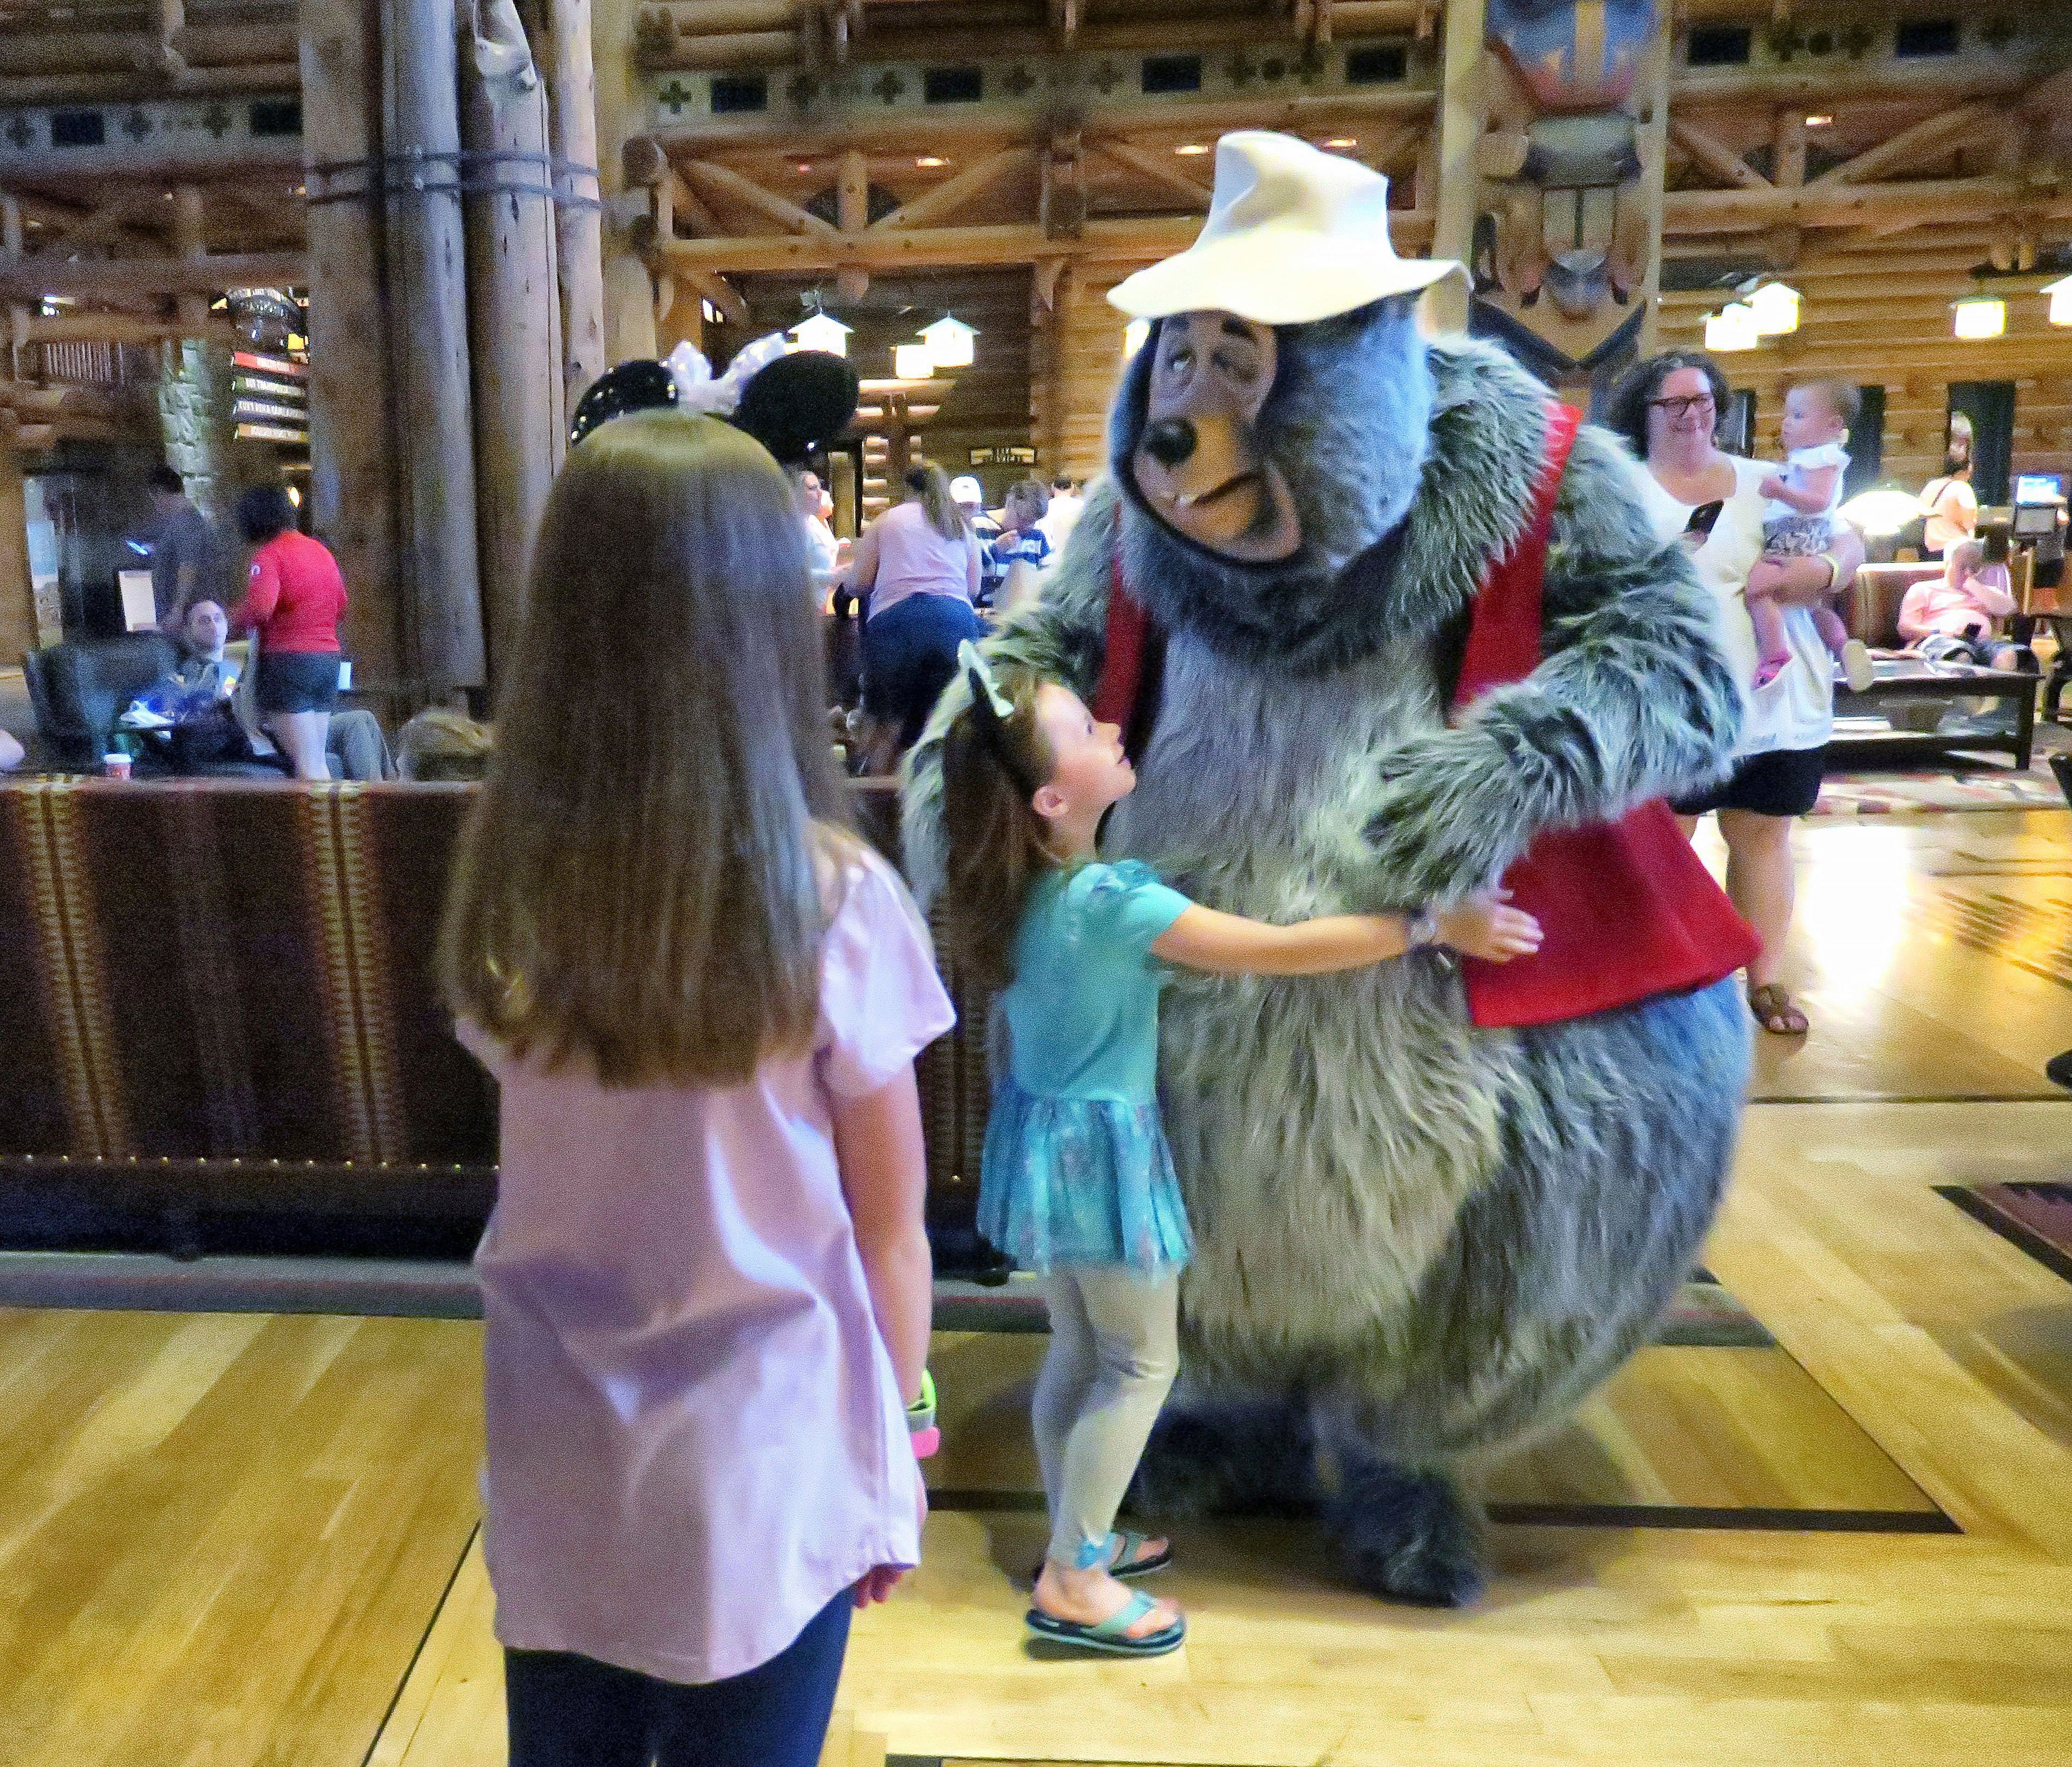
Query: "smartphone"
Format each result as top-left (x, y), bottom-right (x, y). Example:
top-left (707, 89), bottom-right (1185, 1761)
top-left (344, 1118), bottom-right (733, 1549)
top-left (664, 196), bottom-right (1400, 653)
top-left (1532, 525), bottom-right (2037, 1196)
top-left (1684, 500), bottom-right (1725, 540)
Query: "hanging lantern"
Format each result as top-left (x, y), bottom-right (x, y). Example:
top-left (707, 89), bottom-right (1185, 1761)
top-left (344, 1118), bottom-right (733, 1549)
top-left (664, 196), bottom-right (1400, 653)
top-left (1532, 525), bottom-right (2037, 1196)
top-left (917, 315), bottom-right (976, 367)
top-left (1748, 282), bottom-right (1801, 336)
top-left (1122, 318), bottom-right (1151, 358)
top-left (1704, 303), bottom-right (1759, 352)
top-left (1952, 296), bottom-right (2005, 340)
top-left (2044, 275), bottom-right (2072, 328)
top-left (790, 312), bottom-right (852, 356)
top-left (892, 342), bottom-right (935, 379)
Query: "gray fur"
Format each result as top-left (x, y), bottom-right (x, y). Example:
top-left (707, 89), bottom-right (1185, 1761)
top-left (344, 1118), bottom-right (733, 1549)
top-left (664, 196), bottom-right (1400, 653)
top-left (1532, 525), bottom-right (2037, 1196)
top-left (903, 330), bottom-right (1753, 1605)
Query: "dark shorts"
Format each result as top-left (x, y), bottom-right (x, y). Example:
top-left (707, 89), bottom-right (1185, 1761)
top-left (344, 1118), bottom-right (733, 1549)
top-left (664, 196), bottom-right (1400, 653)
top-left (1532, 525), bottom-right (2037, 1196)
top-left (256, 649), bottom-right (341, 715)
top-left (1670, 745), bottom-right (1825, 820)
top-left (862, 592), bottom-right (985, 749)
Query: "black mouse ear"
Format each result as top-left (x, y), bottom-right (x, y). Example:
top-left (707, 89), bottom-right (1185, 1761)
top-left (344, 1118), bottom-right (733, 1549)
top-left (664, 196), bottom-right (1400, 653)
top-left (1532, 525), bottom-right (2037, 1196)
top-left (728, 350), bottom-right (860, 468)
top-left (569, 359), bottom-right (679, 447)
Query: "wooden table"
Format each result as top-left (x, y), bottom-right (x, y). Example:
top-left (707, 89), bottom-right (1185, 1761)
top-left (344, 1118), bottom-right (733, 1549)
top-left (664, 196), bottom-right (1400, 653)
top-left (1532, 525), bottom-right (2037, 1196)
top-left (1829, 659), bottom-right (2040, 772)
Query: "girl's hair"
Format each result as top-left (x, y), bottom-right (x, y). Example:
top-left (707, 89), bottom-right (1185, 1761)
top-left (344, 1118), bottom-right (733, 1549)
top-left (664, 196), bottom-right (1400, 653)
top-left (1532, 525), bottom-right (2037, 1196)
top-left (936, 664), bottom-right (1057, 993)
top-left (237, 483), bottom-right (295, 543)
top-left (1943, 411), bottom-right (1973, 476)
top-left (1946, 536), bottom-right (1984, 579)
top-left (439, 410), bottom-right (851, 1087)
top-left (1789, 376), bottom-right (1861, 431)
top-left (1605, 349), bottom-right (1732, 457)
top-left (906, 463), bottom-right (969, 542)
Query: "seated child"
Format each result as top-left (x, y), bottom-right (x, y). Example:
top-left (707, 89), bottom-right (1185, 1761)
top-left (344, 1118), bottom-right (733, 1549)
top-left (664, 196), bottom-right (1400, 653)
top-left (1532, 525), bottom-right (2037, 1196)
top-left (1744, 378), bottom-right (1873, 693)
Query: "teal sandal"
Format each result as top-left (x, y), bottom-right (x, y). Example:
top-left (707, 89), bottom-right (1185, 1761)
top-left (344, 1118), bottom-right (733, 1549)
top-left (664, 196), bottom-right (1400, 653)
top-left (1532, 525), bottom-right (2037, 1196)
top-left (1025, 1588), bottom-right (1186, 1657)
top-left (1029, 1529), bottom-right (1172, 1586)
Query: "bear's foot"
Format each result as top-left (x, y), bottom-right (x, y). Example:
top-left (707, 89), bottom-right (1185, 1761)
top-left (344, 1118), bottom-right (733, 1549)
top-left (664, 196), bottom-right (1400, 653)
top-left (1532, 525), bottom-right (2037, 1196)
top-left (1128, 1398), bottom-right (1317, 1519)
top-left (1330, 1462), bottom-right (1485, 1607)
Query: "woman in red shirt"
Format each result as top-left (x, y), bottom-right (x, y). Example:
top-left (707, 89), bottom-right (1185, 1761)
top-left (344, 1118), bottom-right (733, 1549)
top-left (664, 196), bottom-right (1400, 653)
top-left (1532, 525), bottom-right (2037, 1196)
top-left (230, 485), bottom-right (348, 780)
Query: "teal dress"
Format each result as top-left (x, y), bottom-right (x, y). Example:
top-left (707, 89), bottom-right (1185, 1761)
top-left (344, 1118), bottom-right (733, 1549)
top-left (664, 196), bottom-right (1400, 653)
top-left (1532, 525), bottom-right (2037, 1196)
top-left (978, 860), bottom-right (1195, 1273)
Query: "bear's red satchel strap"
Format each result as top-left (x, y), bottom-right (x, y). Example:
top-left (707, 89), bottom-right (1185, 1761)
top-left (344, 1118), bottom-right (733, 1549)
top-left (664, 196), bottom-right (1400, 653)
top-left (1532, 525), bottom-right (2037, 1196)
top-left (1093, 553), bottom-right (1152, 732)
top-left (1452, 401), bottom-right (1581, 711)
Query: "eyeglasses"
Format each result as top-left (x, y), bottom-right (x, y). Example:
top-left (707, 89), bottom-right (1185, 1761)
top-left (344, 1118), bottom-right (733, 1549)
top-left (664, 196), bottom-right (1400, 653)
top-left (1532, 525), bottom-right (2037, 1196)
top-left (1649, 394), bottom-right (1716, 421)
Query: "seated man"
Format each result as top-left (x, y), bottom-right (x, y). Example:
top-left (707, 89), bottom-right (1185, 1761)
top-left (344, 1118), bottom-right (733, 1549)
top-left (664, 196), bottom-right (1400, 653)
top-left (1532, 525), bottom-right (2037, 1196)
top-left (1897, 535), bottom-right (2027, 671)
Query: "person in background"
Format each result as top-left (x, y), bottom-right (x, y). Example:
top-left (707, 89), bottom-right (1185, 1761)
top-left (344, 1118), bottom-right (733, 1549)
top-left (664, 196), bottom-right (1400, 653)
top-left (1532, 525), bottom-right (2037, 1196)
top-left (840, 464), bottom-right (983, 772)
top-left (146, 464), bottom-right (228, 631)
top-left (0, 729), bottom-right (22, 774)
top-left (1615, 348), bottom-right (1866, 1041)
top-left (797, 469), bottom-right (839, 578)
top-left (1920, 418), bottom-right (1977, 559)
top-left (440, 409), bottom-right (947, 1767)
top-left (951, 476), bottom-right (999, 599)
top-left (229, 485), bottom-right (348, 782)
top-left (172, 599), bottom-right (238, 699)
top-left (1898, 533), bottom-right (2027, 671)
top-left (1038, 474), bottom-right (1083, 551)
top-left (983, 479), bottom-right (1054, 609)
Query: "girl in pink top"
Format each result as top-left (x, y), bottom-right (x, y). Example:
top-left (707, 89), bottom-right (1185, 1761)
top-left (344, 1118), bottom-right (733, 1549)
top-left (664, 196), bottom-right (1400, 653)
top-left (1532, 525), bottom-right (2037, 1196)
top-left (441, 411), bottom-right (952, 1767)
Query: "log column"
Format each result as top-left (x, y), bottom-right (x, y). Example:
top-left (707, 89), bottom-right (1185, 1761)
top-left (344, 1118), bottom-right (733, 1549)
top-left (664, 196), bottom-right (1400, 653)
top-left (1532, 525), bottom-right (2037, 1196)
top-left (299, 0), bottom-right (401, 684)
top-left (1426, 0), bottom-right (1486, 335)
top-left (462, 29), bottom-right (564, 689)
top-left (383, 0), bottom-right (486, 691)
top-left (541, 0), bottom-right (607, 404)
top-left (0, 434), bottom-right (30, 662)
top-left (594, 0), bottom-right (656, 362)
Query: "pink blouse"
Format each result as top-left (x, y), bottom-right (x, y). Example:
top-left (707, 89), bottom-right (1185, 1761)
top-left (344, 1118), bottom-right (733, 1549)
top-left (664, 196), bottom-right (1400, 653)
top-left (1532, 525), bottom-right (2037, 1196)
top-left (461, 845), bottom-right (954, 1684)
top-left (845, 499), bottom-right (979, 621)
top-left (1899, 564), bottom-right (2014, 643)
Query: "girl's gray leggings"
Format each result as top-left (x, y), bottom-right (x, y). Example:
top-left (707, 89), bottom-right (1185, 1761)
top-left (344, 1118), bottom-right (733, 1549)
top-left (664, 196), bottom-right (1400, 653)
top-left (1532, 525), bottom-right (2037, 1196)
top-left (1034, 1265), bottom-right (1181, 1569)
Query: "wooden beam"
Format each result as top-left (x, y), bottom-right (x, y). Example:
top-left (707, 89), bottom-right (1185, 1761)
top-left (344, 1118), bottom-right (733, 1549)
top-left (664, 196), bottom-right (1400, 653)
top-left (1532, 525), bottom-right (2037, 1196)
top-left (0, 63), bottom-right (298, 105)
top-left (539, 0), bottom-right (606, 404)
top-left (1425, 0), bottom-right (1483, 333)
top-left (680, 158), bottom-right (839, 236)
top-left (1661, 177), bottom-right (2029, 234)
top-left (1668, 120), bottom-right (1770, 191)
top-left (596, 0), bottom-right (656, 364)
top-left (1807, 101), bottom-right (1993, 191)
top-left (1091, 139), bottom-right (1212, 208)
top-left (872, 147), bottom-right (1036, 231)
top-left (0, 252), bottom-right (310, 298)
top-left (1634, 18), bottom-right (1670, 356)
top-left (674, 264), bottom-right (748, 324)
top-left (15, 311), bottom-right (236, 346)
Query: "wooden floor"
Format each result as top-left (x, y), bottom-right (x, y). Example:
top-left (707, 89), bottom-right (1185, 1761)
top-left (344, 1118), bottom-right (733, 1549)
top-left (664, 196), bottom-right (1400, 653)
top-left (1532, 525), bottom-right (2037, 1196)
top-left (8, 810), bottom-right (2072, 1766)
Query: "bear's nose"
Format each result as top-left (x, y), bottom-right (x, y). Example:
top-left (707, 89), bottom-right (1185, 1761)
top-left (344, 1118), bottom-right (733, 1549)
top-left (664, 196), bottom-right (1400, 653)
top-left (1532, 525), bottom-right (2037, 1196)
top-left (1142, 417), bottom-right (1197, 468)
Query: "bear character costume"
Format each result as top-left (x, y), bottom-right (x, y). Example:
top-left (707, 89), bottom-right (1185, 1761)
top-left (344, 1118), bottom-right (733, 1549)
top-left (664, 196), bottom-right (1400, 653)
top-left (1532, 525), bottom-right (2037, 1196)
top-left (904, 133), bottom-right (1754, 1607)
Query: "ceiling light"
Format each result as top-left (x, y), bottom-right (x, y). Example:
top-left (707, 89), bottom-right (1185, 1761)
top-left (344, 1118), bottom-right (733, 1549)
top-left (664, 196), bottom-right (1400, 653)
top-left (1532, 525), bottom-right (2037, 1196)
top-left (1704, 302), bottom-right (1759, 351)
top-left (790, 311), bottom-right (852, 356)
top-left (2044, 274), bottom-right (2072, 328)
top-left (916, 156), bottom-right (947, 168)
top-left (796, 161), bottom-right (812, 173)
top-left (1174, 143), bottom-right (1209, 156)
top-left (1747, 281), bottom-right (1801, 336)
top-left (1805, 114), bottom-right (1833, 127)
top-left (1953, 296), bottom-right (2005, 340)
top-left (1838, 487), bottom-right (1929, 539)
top-left (892, 342), bottom-right (934, 378)
top-left (1324, 138), bottom-right (1358, 149)
top-left (917, 314), bottom-right (975, 367)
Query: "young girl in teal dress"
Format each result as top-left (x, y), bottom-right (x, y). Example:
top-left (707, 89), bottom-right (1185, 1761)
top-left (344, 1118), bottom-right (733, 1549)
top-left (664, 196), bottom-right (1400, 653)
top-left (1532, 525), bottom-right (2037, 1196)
top-left (934, 646), bottom-right (1541, 1658)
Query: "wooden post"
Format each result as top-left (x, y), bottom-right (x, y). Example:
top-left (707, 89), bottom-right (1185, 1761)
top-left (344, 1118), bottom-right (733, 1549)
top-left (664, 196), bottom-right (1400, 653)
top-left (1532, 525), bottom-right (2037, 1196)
top-left (0, 437), bottom-right (30, 663)
top-left (171, 184), bottom-right (209, 337)
top-left (594, 0), bottom-right (656, 362)
top-left (541, 0), bottom-right (607, 405)
top-left (462, 30), bottom-right (564, 694)
top-left (299, 0), bottom-right (401, 686)
top-left (1426, 0), bottom-right (1485, 335)
top-left (1768, 107), bottom-right (1807, 270)
top-left (1634, 16), bottom-right (1671, 357)
top-left (384, 0), bottom-right (487, 691)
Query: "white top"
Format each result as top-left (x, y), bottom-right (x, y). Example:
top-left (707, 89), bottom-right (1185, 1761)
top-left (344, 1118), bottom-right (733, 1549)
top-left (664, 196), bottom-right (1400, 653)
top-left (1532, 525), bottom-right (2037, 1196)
top-left (462, 845), bottom-right (955, 1684)
top-left (1037, 490), bottom-right (1083, 551)
top-left (1763, 441), bottom-right (1848, 527)
top-left (1921, 474), bottom-right (1978, 557)
top-left (1638, 453), bottom-right (1833, 757)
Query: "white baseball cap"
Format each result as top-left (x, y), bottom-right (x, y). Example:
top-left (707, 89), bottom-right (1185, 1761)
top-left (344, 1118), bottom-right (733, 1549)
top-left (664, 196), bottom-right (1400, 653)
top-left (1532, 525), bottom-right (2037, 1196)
top-left (949, 475), bottom-right (984, 504)
top-left (1109, 131), bottom-right (1462, 327)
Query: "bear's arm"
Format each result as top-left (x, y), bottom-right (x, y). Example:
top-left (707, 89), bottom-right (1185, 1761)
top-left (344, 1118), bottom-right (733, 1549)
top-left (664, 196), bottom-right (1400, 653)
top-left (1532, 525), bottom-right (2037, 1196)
top-left (1363, 423), bottom-right (1743, 900)
top-left (898, 482), bottom-right (1118, 906)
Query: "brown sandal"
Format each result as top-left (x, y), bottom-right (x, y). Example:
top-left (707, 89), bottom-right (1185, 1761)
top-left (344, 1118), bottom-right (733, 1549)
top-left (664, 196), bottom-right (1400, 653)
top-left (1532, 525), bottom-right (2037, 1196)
top-left (1748, 984), bottom-right (1808, 1037)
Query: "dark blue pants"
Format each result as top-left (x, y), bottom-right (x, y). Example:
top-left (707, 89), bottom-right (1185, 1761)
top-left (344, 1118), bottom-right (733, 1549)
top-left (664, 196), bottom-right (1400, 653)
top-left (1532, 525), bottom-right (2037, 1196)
top-left (504, 1589), bottom-right (852, 1767)
top-left (862, 592), bottom-right (985, 749)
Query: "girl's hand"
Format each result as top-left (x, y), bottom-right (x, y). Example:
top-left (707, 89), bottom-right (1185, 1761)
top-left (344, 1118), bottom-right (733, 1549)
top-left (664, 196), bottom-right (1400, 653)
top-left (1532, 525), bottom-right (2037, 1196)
top-left (1758, 474), bottom-right (1786, 501)
top-left (1744, 557), bottom-right (1788, 602)
top-left (854, 1564), bottom-right (908, 1606)
top-left (1437, 890), bottom-right (1543, 963)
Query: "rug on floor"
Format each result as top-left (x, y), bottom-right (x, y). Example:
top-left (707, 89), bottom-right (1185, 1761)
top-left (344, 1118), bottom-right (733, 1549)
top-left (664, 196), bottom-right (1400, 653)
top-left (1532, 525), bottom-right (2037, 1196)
top-left (1812, 768), bottom-right (2067, 817)
top-left (1939, 1182), bottom-right (2072, 1283)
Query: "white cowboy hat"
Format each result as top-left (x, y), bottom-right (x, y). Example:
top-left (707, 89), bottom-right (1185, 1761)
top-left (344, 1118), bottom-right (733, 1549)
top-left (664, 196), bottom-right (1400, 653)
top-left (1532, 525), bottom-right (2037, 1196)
top-left (1109, 131), bottom-right (1462, 327)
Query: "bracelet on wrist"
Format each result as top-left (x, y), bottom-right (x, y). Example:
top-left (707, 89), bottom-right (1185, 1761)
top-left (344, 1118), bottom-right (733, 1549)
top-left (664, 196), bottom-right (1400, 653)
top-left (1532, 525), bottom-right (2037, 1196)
top-left (906, 1368), bottom-right (939, 1458)
top-left (1406, 906), bottom-right (1440, 950)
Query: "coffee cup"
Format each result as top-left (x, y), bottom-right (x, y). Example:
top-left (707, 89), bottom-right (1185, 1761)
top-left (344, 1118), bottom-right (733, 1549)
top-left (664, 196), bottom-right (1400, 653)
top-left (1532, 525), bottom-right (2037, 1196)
top-left (102, 752), bottom-right (132, 780)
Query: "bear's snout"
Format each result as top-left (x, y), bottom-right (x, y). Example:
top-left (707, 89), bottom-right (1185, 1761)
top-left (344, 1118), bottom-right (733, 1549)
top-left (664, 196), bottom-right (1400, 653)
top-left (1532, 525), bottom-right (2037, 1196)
top-left (1143, 417), bottom-right (1199, 468)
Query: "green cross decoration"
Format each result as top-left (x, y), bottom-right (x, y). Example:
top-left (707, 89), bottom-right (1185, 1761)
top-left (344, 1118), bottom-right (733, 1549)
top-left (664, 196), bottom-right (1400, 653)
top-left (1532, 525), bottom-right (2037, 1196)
top-left (873, 70), bottom-right (905, 104)
top-left (658, 78), bottom-right (695, 116)
top-left (123, 108), bottom-right (152, 141)
top-left (201, 103), bottom-right (230, 138)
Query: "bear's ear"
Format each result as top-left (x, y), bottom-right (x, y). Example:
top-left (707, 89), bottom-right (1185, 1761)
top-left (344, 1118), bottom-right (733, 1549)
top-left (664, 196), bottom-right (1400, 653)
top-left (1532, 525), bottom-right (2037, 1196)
top-left (729, 350), bottom-right (860, 469)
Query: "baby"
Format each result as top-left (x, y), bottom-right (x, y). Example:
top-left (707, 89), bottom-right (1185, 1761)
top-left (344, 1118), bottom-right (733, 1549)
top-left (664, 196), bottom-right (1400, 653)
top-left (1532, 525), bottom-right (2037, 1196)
top-left (1745, 378), bottom-right (1873, 693)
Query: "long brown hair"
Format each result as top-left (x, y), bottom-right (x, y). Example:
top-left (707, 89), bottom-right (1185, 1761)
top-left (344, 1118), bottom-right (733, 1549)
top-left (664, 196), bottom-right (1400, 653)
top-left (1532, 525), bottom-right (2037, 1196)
top-left (936, 664), bottom-right (1056, 993)
top-left (906, 463), bottom-right (969, 542)
top-left (439, 411), bottom-right (851, 1087)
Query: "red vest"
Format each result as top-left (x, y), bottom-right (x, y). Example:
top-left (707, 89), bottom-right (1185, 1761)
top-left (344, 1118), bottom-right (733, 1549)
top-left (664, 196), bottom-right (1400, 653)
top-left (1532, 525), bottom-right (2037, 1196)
top-left (1096, 402), bottom-right (1759, 1029)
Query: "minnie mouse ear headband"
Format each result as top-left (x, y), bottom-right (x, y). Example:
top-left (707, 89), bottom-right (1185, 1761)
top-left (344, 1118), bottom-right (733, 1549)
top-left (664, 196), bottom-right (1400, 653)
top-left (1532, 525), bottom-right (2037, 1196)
top-left (567, 335), bottom-right (861, 468)
top-left (958, 640), bottom-right (1041, 796)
